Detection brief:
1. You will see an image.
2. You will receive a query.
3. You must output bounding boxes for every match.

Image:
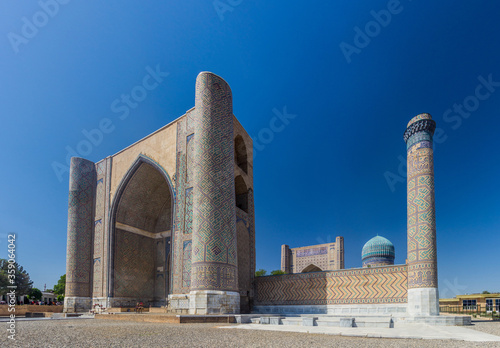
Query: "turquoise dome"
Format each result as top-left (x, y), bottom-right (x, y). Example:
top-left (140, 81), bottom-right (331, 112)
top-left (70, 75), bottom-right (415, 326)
top-left (361, 236), bottom-right (395, 267)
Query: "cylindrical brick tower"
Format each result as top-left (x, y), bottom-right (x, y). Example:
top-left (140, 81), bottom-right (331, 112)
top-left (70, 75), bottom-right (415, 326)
top-left (64, 157), bottom-right (96, 313)
top-left (190, 72), bottom-right (239, 314)
top-left (404, 113), bottom-right (439, 316)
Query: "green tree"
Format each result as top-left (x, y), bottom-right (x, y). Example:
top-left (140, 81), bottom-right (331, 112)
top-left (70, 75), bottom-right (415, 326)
top-left (57, 294), bottom-right (64, 302)
top-left (53, 274), bottom-right (66, 297)
top-left (0, 259), bottom-right (33, 296)
top-left (482, 290), bottom-right (491, 294)
top-left (255, 269), bottom-right (267, 277)
top-left (27, 288), bottom-right (42, 301)
top-left (270, 270), bottom-right (286, 275)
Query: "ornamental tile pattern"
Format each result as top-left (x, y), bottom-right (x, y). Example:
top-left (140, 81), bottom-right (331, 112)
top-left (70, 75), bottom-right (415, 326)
top-left (93, 160), bottom-right (106, 298)
top-left (254, 265), bottom-right (408, 305)
top-left (171, 111), bottom-right (196, 294)
top-left (407, 112), bottom-right (432, 127)
top-left (405, 114), bottom-right (437, 289)
top-left (182, 240), bottom-right (192, 288)
top-left (184, 188), bottom-right (193, 234)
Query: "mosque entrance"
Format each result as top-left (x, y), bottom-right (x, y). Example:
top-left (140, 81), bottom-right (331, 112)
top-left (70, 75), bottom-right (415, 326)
top-left (109, 159), bottom-right (173, 307)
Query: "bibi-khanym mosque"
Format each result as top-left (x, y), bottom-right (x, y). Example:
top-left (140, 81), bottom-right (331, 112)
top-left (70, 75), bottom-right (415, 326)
top-left (64, 72), bottom-right (469, 325)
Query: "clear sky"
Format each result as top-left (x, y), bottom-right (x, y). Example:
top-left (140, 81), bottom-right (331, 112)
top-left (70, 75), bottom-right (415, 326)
top-left (0, 1), bottom-right (498, 297)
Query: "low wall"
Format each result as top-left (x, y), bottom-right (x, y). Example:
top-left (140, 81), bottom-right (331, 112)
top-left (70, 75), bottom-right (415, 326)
top-left (254, 265), bottom-right (408, 307)
top-left (0, 305), bottom-right (63, 316)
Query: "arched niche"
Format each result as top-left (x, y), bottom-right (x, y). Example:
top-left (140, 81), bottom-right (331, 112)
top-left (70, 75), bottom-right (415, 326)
top-left (301, 264), bottom-right (322, 273)
top-left (234, 135), bottom-right (248, 173)
top-left (108, 156), bottom-right (174, 307)
top-left (235, 175), bottom-right (248, 213)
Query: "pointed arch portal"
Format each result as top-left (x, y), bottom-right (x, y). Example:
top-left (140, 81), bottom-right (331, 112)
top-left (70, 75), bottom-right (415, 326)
top-left (302, 264), bottom-right (322, 273)
top-left (108, 156), bottom-right (174, 307)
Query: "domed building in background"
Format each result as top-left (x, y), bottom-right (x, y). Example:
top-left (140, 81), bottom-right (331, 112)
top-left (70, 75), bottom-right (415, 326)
top-left (362, 235), bottom-right (395, 267)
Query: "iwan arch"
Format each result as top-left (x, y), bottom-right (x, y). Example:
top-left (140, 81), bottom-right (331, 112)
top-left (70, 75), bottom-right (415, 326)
top-left (65, 72), bottom-right (467, 325)
top-left (64, 72), bottom-right (255, 314)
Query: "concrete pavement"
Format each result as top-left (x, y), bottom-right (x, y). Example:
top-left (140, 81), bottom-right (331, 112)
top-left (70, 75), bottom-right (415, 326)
top-left (221, 323), bottom-right (500, 342)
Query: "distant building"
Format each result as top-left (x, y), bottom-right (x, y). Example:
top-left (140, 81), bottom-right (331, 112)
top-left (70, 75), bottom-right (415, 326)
top-left (281, 237), bottom-right (344, 273)
top-left (440, 293), bottom-right (500, 311)
top-left (361, 235), bottom-right (395, 267)
top-left (42, 291), bottom-right (56, 304)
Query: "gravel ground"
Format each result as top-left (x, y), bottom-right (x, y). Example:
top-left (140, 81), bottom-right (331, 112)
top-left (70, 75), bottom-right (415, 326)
top-left (468, 320), bottom-right (500, 337)
top-left (1, 319), bottom-right (500, 348)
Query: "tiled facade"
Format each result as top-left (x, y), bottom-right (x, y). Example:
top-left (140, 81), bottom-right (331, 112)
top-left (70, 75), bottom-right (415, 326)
top-left (255, 265), bottom-right (408, 306)
top-left (281, 237), bottom-right (344, 274)
top-left (64, 72), bottom-right (255, 314)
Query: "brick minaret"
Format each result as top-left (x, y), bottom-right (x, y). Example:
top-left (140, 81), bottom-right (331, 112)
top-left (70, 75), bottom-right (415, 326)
top-left (64, 157), bottom-right (96, 313)
top-left (190, 72), bottom-right (239, 314)
top-left (404, 113), bottom-right (439, 316)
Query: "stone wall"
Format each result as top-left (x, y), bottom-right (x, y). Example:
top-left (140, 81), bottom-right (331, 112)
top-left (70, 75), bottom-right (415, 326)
top-left (0, 305), bottom-right (63, 316)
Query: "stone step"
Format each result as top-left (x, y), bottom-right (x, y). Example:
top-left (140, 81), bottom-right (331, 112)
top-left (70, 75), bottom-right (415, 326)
top-left (403, 315), bottom-right (471, 326)
top-left (254, 315), bottom-right (394, 328)
top-left (234, 314), bottom-right (263, 324)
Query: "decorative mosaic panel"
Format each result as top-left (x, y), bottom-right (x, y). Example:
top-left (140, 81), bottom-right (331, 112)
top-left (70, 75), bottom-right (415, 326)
top-left (93, 220), bottom-right (103, 256)
top-left (186, 134), bottom-right (195, 184)
top-left (254, 265), bottom-right (408, 305)
top-left (191, 72), bottom-right (237, 291)
top-left (172, 149), bottom-right (187, 293)
top-left (297, 247), bottom-right (327, 258)
top-left (171, 110), bottom-right (196, 295)
top-left (405, 115), bottom-right (437, 289)
top-left (93, 258), bottom-right (101, 295)
top-left (101, 157), bottom-right (112, 298)
top-left (184, 188), bottom-right (193, 234)
top-left (92, 159), bottom-right (108, 298)
top-left (182, 241), bottom-right (192, 288)
top-left (66, 158), bottom-right (96, 298)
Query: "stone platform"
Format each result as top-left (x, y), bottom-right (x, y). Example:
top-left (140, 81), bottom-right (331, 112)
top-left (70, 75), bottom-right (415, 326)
top-left (95, 313), bottom-right (237, 324)
top-left (224, 323), bottom-right (500, 342)
top-left (251, 314), bottom-right (471, 327)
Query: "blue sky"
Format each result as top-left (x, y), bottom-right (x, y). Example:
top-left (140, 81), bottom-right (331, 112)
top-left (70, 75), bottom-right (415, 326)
top-left (0, 1), bottom-right (498, 297)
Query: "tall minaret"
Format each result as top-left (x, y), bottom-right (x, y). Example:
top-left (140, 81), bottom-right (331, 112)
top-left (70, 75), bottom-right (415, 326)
top-left (64, 157), bottom-right (96, 313)
top-left (190, 72), bottom-right (239, 314)
top-left (404, 113), bottom-right (439, 316)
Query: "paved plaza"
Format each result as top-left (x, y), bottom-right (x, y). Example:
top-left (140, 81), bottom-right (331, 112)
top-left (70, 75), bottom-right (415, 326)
top-left (2, 319), bottom-right (500, 347)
